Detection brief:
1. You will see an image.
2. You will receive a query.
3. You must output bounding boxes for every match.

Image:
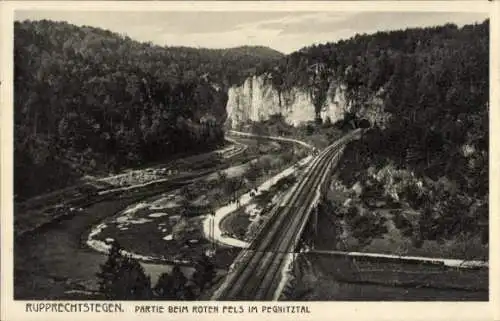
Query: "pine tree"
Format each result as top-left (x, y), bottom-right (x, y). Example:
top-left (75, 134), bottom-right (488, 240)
top-left (154, 266), bottom-right (190, 300)
top-left (192, 253), bottom-right (216, 292)
top-left (115, 256), bottom-right (152, 300)
top-left (96, 241), bottom-right (123, 299)
top-left (154, 272), bottom-right (175, 299)
top-left (96, 241), bottom-right (152, 300)
top-left (170, 266), bottom-right (188, 299)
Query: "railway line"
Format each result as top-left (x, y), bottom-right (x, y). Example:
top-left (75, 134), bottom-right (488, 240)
top-left (212, 130), bottom-right (361, 300)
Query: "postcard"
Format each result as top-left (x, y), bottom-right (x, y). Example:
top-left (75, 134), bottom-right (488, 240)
top-left (1, 1), bottom-right (498, 321)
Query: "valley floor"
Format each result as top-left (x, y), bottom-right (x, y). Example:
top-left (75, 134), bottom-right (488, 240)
top-left (13, 133), bottom-right (310, 299)
top-left (13, 130), bottom-right (488, 301)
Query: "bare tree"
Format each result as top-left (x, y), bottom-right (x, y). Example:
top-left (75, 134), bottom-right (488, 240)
top-left (245, 160), bottom-right (261, 190)
top-left (224, 177), bottom-right (245, 206)
top-left (180, 185), bottom-right (198, 217)
top-left (216, 170), bottom-right (228, 185)
top-left (251, 124), bottom-right (268, 152)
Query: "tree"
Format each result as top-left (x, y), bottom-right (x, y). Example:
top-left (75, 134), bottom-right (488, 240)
top-left (216, 170), bottom-right (228, 185)
top-left (154, 266), bottom-right (190, 300)
top-left (180, 185), bottom-right (198, 217)
top-left (192, 253), bottom-right (216, 292)
top-left (115, 256), bottom-right (153, 300)
top-left (245, 160), bottom-right (261, 190)
top-left (323, 116), bottom-right (332, 127)
top-left (96, 241), bottom-right (123, 298)
top-left (14, 20), bottom-right (284, 200)
top-left (96, 241), bottom-right (152, 300)
top-left (223, 177), bottom-right (245, 204)
top-left (251, 124), bottom-right (268, 152)
top-left (305, 123), bottom-right (315, 135)
top-left (307, 62), bottom-right (329, 123)
top-left (357, 118), bottom-right (371, 129)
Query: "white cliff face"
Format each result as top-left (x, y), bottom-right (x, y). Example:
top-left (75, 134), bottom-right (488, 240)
top-left (226, 74), bottom-right (390, 129)
top-left (226, 75), bottom-right (349, 128)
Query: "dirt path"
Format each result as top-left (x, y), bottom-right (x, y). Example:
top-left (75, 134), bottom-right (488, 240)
top-left (201, 132), bottom-right (314, 247)
top-left (202, 155), bottom-right (313, 248)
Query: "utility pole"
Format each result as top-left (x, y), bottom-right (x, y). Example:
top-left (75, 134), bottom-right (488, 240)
top-left (312, 206), bottom-right (318, 250)
top-left (207, 210), bottom-right (217, 265)
top-left (212, 211), bottom-right (217, 253)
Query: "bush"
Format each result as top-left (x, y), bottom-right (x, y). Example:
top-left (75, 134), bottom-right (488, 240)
top-left (154, 266), bottom-right (194, 300)
top-left (192, 253), bottom-right (216, 292)
top-left (344, 205), bottom-right (359, 221)
top-left (305, 124), bottom-right (315, 136)
top-left (392, 210), bottom-right (413, 236)
top-left (349, 212), bottom-right (388, 246)
top-left (323, 116), bottom-right (332, 127)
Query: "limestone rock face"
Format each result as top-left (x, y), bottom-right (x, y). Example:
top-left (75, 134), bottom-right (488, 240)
top-left (226, 74), bottom-right (390, 128)
top-left (226, 75), bottom-right (349, 127)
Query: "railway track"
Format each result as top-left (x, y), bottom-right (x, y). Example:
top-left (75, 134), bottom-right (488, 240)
top-left (212, 131), bottom-right (360, 300)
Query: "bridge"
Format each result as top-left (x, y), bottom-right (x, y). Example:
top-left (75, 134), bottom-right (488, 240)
top-left (211, 130), bottom-right (362, 300)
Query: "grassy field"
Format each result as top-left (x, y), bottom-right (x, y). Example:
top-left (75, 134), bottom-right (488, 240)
top-left (220, 209), bottom-right (250, 240)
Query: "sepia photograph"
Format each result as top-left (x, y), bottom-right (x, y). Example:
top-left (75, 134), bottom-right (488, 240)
top-left (4, 2), bottom-right (493, 308)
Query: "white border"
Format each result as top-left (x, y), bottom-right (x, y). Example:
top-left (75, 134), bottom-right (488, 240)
top-left (1, 2), bottom-right (498, 321)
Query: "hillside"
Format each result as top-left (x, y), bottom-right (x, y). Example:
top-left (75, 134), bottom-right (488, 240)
top-left (228, 20), bottom-right (489, 254)
top-left (155, 45), bottom-right (284, 87)
top-left (231, 20), bottom-right (488, 182)
top-left (14, 20), bottom-right (283, 200)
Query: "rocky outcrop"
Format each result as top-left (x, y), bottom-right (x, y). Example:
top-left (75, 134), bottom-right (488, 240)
top-left (226, 74), bottom-right (347, 127)
top-left (226, 74), bottom-right (390, 128)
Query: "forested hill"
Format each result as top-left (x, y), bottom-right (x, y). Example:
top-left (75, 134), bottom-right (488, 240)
top-left (256, 20), bottom-right (489, 246)
top-left (148, 45), bottom-right (284, 87)
top-left (13, 20), bottom-right (283, 200)
top-left (259, 21), bottom-right (488, 123)
top-left (256, 20), bottom-right (489, 178)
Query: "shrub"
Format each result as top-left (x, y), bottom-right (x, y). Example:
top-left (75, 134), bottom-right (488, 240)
top-left (154, 266), bottom-right (194, 300)
top-left (192, 253), bottom-right (216, 292)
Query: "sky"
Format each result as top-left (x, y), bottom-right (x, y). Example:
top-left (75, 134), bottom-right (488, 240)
top-left (14, 10), bottom-right (489, 54)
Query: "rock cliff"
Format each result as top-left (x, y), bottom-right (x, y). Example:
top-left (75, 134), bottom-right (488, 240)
top-left (225, 74), bottom-right (389, 128)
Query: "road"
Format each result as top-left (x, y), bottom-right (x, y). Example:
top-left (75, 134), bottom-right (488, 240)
top-left (211, 130), bottom-right (361, 301)
top-left (202, 154), bottom-right (313, 248)
top-left (202, 131), bottom-right (316, 248)
top-left (229, 130), bottom-right (314, 149)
